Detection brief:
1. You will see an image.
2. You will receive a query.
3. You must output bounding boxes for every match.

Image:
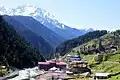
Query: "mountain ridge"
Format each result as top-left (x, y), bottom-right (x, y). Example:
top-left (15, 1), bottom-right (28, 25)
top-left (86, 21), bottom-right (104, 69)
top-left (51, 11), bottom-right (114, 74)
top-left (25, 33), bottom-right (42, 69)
top-left (8, 16), bottom-right (65, 48)
top-left (0, 4), bottom-right (93, 39)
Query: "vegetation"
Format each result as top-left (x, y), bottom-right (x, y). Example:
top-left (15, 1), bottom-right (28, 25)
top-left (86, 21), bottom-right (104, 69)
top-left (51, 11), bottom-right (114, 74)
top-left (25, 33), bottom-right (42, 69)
top-left (4, 16), bottom-right (64, 48)
top-left (66, 75), bottom-right (90, 80)
top-left (67, 51), bottom-right (120, 80)
top-left (0, 16), bottom-right (45, 69)
top-left (65, 30), bottom-right (120, 57)
top-left (4, 16), bottom-right (55, 59)
top-left (56, 30), bottom-right (107, 56)
top-left (108, 51), bottom-right (120, 62)
top-left (0, 66), bottom-right (8, 76)
top-left (62, 30), bottom-right (120, 80)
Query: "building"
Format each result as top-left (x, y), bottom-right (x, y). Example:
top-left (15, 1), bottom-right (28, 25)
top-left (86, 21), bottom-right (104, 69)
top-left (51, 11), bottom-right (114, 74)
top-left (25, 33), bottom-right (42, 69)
top-left (38, 62), bottom-right (50, 70)
top-left (94, 73), bottom-right (110, 80)
top-left (69, 55), bottom-right (81, 62)
top-left (69, 61), bottom-right (90, 74)
top-left (38, 61), bottom-right (67, 71)
top-left (67, 54), bottom-right (81, 62)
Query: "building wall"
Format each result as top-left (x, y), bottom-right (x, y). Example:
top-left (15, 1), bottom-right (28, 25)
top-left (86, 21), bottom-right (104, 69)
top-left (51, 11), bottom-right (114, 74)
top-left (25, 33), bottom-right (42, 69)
top-left (38, 64), bottom-right (50, 70)
top-left (38, 62), bottom-right (66, 70)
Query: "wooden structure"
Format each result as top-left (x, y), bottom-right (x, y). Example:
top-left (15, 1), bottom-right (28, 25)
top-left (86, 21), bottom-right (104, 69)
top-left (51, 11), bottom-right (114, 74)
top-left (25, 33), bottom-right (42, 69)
top-left (69, 61), bottom-right (91, 74)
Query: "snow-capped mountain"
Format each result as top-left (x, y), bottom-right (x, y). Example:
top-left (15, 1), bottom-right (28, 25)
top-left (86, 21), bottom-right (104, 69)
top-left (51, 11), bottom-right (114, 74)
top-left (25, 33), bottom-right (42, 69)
top-left (0, 4), bottom-right (93, 39)
top-left (0, 5), bottom-right (62, 28)
top-left (0, 5), bottom-right (7, 14)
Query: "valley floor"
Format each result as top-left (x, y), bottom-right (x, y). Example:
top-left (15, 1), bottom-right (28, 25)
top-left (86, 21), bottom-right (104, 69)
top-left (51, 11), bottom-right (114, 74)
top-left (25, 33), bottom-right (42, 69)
top-left (2, 53), bottom-right (120, 80)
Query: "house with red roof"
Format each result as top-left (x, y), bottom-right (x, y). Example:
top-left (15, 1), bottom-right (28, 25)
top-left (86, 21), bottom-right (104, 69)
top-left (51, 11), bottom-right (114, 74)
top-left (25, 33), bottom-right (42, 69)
top-left (38, 61), bottom-right (67, 71)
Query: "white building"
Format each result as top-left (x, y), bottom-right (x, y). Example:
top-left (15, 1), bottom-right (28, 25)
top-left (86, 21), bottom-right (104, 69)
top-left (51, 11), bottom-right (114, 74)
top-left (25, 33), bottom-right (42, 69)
top-left (94, 73), bottom-right (109, 80)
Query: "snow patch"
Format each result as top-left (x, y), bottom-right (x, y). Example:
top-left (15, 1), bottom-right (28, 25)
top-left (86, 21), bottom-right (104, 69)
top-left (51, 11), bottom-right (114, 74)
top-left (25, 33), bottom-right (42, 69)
top-left (0, 4), bottom-right (80, 30)
top-left (61, 24), bottom-right (65, 29)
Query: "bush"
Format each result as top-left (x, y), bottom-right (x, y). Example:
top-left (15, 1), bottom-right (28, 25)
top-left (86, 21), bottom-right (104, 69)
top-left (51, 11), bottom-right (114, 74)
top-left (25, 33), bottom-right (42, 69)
top-left (103, 54), bottom-right (108, 61)
top-left (94, 54), bottom-right (103, 64)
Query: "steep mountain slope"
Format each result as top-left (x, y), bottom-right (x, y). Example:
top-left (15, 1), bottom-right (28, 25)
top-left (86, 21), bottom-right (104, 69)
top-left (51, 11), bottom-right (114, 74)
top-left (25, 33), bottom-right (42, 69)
top-left (0, 5), bottom-right (93, 39)
top-left (3, 15), bottom-right (54, 58)
top-left (0, 16), bottom-right (45, 69)
top-left (4, 16), bottom-right (64, 48)
top-left (34, 15), bottom-right (93, 39)
top-left (56, 30), bottom-right (107, 56)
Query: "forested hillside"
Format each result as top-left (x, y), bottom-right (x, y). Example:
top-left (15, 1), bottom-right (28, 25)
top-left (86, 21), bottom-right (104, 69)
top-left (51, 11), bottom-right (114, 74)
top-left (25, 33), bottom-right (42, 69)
top-left (56, 30), bottom-right (107, 56)
top-left (5, 16), bottom-right (64, 48)
top-left (68, 30), bottom-right (120, 55)
top-left (4, 16), bottom-right (54, 59)
top-left (0, 16), bottom-right (45, 69)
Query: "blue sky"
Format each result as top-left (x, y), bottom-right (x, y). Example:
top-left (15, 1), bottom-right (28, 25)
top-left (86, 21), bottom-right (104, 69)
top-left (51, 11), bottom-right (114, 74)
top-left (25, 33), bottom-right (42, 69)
top-left (1, 0), bottom-right (120, 31)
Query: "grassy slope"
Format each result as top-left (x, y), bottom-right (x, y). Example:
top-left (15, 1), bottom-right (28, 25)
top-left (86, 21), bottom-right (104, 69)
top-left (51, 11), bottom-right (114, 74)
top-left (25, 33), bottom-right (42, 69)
top-left (92, 53), bottom-right (120, 80)
top-left (66, 53), bottom-right (120, 80)
top-left (63, 32), bottom-right (120, 80)
top-left (84, 51), bottom-right (120, 80)
top-left (72, 33), bottom-right (115, 53)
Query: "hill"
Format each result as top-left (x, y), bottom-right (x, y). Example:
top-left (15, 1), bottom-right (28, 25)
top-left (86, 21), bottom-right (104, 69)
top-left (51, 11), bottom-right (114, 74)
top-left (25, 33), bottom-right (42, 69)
top-left (3, 15), bottom-right (54, 59)
top-left (62, 30), bottom-right (120, 80)
top-left (68, 30), bottom-right (120, 55)
top-left (56, 30), bottom-right (107, 56)
top-left (0, 16), bottom-right (45, 69)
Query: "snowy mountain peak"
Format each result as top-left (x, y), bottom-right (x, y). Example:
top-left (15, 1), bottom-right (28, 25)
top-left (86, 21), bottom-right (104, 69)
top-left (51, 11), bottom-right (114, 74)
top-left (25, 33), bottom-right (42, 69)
top-left (0, 4), bottom-right (4, 7)
top-left (0, 4), bottom-right (93, 31)
top-left (0, 5), bottom-right (6, 15)
top-left (7, 5), bottom-right (37, 16)
top-left (0, 4), bottom-right (94, 40)
top-left (84, 28), bottom-right (94, 32)
top-left (0, 4), bottom-right (71, 29)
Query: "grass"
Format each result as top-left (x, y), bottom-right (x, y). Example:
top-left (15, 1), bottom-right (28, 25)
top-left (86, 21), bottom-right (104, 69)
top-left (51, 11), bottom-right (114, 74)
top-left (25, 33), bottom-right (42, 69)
top-left (66, 75), bottom-right (90, 80)
top-left (83, 54), bottom-right (96, 61)
top-left (64, 47), bottom-right (120, 80)
top-left (92, 62), bottom-right (120, 73)
top-left (0, 68), bottom-right (8, 76)
top-left (109, 74), bottom-right (120, 80)
top-left (82, 53), bottom-right (120, 80)
top-left (108, 53), bottom-right (120, 62)
top-left (91, 53), bottom-right (120, 80)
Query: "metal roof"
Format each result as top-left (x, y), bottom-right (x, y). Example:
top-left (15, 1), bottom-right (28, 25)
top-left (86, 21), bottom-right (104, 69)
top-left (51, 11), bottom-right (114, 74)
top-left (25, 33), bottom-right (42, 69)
top-left (95, 73), bottom-right (109, 77)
